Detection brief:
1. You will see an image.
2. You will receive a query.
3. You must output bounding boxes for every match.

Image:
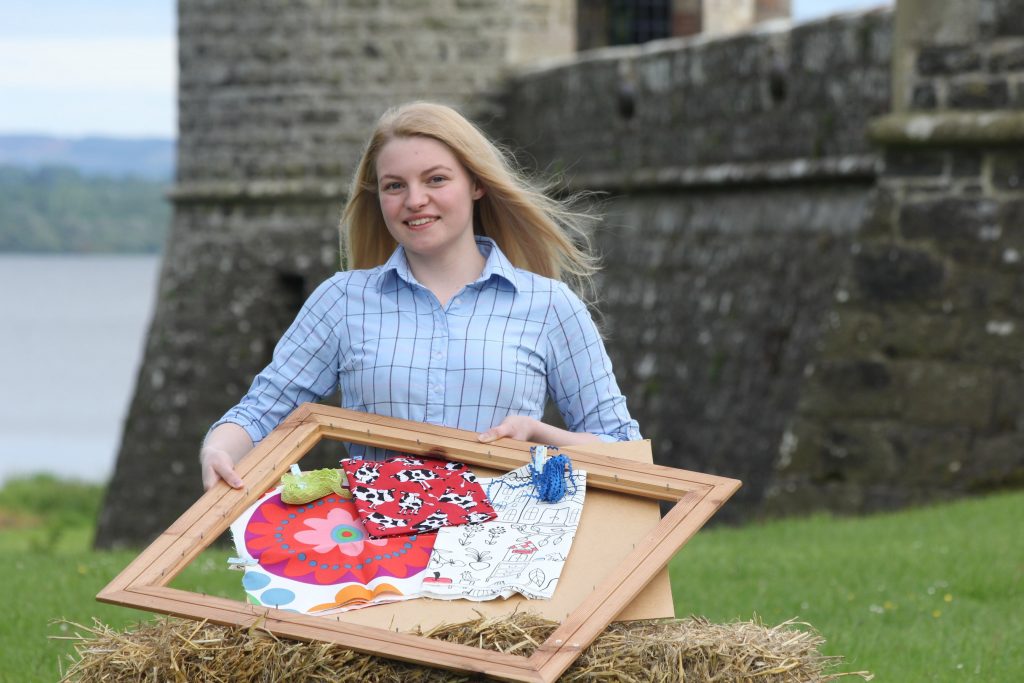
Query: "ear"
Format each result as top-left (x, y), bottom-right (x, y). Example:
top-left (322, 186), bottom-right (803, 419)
top-left (471, 180), bottom-right (485, 201)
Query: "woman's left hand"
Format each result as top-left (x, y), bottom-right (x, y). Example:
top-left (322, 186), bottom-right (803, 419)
top-left (478, 415), bottom-right (540, 443)
top-left (479, 416), bottom-right (601, 447)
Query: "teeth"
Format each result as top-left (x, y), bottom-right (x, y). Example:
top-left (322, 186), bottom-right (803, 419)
top-left (407, 217), bottom-right (434, 227)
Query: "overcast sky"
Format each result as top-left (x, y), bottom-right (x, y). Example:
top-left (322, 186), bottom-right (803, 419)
top-left (0, 1), bottom-right (891, 139)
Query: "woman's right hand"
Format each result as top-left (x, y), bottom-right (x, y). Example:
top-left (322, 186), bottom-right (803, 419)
top-left (200, 447), bottom-right (245, 490)
top-left (199, 422), bottom-right (254, 490)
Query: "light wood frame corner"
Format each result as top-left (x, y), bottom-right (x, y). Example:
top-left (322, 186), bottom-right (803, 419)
top-left (98, 403), bottom-right (741, 682)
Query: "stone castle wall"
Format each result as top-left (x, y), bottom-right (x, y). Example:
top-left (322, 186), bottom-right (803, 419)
top-left (766, 0), bottom-right (1024, 514)
top-left (493, 9), bottom-right (892, 518)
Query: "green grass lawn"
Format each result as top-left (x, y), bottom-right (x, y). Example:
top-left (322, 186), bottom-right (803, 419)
top-left (2, 475), bottom-right (1021, 682)
top-left (670, 493), bottom-right (1024, 681)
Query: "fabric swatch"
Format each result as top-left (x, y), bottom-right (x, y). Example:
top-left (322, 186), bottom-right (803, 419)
top-left (340, 455), bottom-right (497, 538)
top-left (419, 462), bottom-right (586, 601)
top-left (230, 487), bottom-right (435, 614)
top-left (279, 466), bottom-right (350, 504)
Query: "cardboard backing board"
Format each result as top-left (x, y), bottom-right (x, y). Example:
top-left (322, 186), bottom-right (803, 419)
top-left (98, 404), bottom-right (740, 683)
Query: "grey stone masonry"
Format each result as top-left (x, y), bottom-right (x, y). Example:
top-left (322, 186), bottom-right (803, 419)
top-left (903, 0), bottom-right (1024, 112)
top-left (174, 0), bottom-right (575, 191)
top-left (588, 187), bottom-right (870, 520)
top-left (766, 0), bottom-right (1024, 515)
top-left (500, 8), bottom-right (890, 184)
top-left (493, 9), bottom-right (889, 518)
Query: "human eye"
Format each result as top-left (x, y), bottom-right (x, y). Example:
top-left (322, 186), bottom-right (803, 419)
top-left (381, 180), bottom-right (404, 192)
top-left (427, 175), bottom-right (448, 184)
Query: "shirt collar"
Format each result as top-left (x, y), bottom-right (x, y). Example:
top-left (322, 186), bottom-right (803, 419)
top-left (475, 236), bottom-right (521, 291)
top-left (376, 236), bottom-right (521, 292)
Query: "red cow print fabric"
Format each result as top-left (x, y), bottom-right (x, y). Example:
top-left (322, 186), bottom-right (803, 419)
top-left (340, 455), bottom-right (497, 538)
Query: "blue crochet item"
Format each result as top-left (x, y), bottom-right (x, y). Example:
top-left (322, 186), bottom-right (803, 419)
top-left (489, 446), bottom-right (576, 503)
top-left (531, 453), bottom-right (574, 502)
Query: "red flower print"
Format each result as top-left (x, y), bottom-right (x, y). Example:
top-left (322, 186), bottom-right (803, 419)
top-left (244, 493), bottom-right (434, 586)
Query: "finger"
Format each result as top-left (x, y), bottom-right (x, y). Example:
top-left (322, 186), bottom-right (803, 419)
top-left (213, 460), bottom-right (245, 489)
top-left (479, 424), bottom-right (510, 442)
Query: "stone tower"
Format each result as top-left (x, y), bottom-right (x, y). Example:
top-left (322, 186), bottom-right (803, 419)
top-left (96, 0), bottom-right (576, 547)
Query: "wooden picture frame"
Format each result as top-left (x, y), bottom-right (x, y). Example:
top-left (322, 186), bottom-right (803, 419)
top-left (98, 404), bottom-right (741, 682)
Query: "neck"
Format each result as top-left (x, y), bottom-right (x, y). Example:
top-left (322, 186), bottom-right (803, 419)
top-left (406, 239), bottom-right (486, 307)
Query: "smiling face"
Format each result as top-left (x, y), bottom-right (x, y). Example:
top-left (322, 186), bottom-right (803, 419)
top-left (375, 135), bottom-right (484, 263)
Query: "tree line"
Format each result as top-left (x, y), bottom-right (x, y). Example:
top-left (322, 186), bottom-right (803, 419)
top-left (0, 165), bottom-right (170, 253)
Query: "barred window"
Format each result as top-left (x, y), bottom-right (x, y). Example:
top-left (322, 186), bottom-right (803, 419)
top-left (608, 0), bottom-right (673, 45)
top-left (578, 0), bottom-right (677, 51)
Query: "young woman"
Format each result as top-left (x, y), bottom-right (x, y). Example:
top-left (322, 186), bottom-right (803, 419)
top-left (201, 102), bottom-right (640, 490)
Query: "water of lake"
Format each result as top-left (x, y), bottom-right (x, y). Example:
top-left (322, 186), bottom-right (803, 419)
top-left (0, 253), bottom-right (161, 485)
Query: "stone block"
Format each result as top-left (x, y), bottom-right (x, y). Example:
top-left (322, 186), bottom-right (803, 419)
top-left (900, 198), bottom-right (999, 241)
top-left (884, 147), bottom-right (945, 176)
top-left (878, 422), bottom-right (971, 487)
top-left (773, 419), bottom-right (824, 478)
top-left (875, 309), bottom-right (964, 359)
top-left (898, 197), bottom-right (1011, 265)
top-left (856, 188), bottom-right (898, 239)
top-left (762, 477), bottom-right (866, 516)
top-left (998, 197), bottom-right (1024, 230)
top-left (963, 433), bottom-right (1024, 490)
top-left (943, 266), bottom-right (1023, 314)
top-left (988, 44), bottom-right (1024, 72)
top-left (990, 151), bottom-right (1024, 190)
top-left (949, 149), bottom-right (983, 177)
top-left (899, 361), bottom-right (995, 429)
top-left (915, 45), bottom-right (982, 76)
top-left (769, 416), bottom-right (971, 509)
top-left (821, 309), bottom-right (884, 357)
top-left (958, 315), bottom-right (1024, 365)
top-left (808, 419), bottom-right (904, 484)
top-left (852, 243), bottom-right (946, 302)
top-left (797, 359), bottom-right (903, 418)
top-left (948, 77), bottom-right (1011, 108)
top-left (992, 0), bottom-right (1024, 37)
top-left (992, 373), bottom-right (1024, 432)
top-left (910, 82), bottom-right (939, 109)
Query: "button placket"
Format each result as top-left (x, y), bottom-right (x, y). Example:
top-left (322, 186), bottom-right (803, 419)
top-left (425, 296), bottom-right (449, 424)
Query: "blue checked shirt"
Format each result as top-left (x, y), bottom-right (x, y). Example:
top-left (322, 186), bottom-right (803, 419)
top-left (214, 236), bottom-right (641, 457)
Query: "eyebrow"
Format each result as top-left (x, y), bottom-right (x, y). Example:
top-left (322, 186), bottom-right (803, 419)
top-left (379, 165), bottom-right (454, 181)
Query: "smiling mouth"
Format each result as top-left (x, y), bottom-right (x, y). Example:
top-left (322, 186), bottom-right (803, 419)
top-left (406, 216), bottom-right (438, 228)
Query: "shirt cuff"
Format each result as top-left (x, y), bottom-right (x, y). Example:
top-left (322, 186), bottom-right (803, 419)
top-left (207, 416), bottom-right (267, 446)
top-left (595, 422), bottom-right (643, 443)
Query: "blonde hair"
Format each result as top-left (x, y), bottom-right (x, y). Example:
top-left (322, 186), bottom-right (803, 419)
top-left (340, 102), bottom-right (599, 300)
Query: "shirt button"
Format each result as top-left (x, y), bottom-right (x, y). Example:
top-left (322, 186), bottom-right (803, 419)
top-left (433, 351), bottom-right (443, 360)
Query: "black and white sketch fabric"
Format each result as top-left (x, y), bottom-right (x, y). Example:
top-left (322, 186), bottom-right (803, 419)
top-left (419, 463), bottom-right (586, 601)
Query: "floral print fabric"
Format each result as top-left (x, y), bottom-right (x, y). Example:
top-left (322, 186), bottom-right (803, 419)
top-left (340, 455), bottom-right (497, 538)
top-left (230, 487), bottom-right (435, 614)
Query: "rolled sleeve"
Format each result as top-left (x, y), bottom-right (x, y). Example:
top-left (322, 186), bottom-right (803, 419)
top-left (545, 283), bottom-right (641, 442)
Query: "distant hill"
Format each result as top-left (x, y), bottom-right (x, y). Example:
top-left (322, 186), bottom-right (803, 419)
top-left (0, 135), bottom-right (174, 181)
top-left (0, 166), bottom-right (170, 253)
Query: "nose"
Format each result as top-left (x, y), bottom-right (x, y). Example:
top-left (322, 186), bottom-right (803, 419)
top-left (405, 183), bottom-right (428, 209)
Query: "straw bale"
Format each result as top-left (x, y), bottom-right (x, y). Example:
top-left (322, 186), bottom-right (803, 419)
top-left (59, 612), bottom-right (872, 682)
